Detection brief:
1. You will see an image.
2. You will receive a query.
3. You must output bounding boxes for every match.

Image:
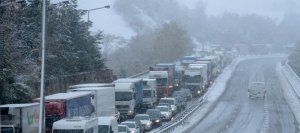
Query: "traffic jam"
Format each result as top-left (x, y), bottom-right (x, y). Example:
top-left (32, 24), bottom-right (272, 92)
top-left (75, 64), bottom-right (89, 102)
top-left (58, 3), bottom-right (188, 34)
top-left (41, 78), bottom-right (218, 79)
top-left (0, 47), bottom-right (236, 133)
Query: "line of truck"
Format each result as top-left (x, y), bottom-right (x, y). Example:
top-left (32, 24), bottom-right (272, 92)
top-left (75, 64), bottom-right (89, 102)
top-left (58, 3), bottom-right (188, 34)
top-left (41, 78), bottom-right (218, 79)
top-left (0, 47), bottom-right (236, 133)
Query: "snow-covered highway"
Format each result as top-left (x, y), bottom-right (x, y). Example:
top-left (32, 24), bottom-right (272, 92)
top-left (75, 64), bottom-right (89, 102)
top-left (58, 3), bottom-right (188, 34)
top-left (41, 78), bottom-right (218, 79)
top-left (187, 58), bottom-right (298, 133)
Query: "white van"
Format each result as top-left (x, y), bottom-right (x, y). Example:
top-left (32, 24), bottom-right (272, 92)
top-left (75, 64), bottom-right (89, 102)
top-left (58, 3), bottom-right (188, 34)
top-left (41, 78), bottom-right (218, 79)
top-left (98, 116), bottom-right (118, 133)
top-left (52, 117), bottom-right (98, 133)
top-left (248, 82), bottom-right (266, 99)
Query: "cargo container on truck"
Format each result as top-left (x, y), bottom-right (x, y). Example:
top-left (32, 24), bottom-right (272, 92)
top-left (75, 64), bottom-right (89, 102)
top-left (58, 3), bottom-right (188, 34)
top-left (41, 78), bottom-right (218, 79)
top-left (180, 56), bottom-right (196, 67)
top-left (52, 116), bottom-right (98, 133)
top-left (141, 79), bottom-right (157, 108)
top-left (149, 71), bottom-right (170, 98)
top-left (69, 83), bottom-right (114, 89)
top-left (196, 56), bottom-right (221, 79)
top-left (113, 78), bottom-right (143, 118)
top-left (34, 92), bottom-right (94, 133)
top-left (0, 103), bottom-right (39, 133)
top-left (68, 86), bottom-right (115, 117)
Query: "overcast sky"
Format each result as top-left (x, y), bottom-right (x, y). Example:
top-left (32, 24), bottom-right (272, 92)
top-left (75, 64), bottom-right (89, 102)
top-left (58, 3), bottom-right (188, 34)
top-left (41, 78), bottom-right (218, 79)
top-left (76, 0), bottom-right (300, 38)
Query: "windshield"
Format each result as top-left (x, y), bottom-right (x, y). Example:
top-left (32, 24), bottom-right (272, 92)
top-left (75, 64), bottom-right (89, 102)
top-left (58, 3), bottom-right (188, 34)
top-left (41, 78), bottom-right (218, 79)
top-left (98, 125), bottom-right (109, 133)
top-left (135, 115), bottom-right (150, 120)
top-left (115, 92), bottom-right (133, 101)
top-left (143, 90), bottom-right (152, 98)
top-left (53, 129), bottom-right (84, 133)
top-left (184, 75), bottom-right (203, 83)
top-left (1, 127), bottom-right (14, 133)
top-left (160, 99), bottom-right (175, 105)
top-left (118, 126), bottom-right (127, 132)
top-left (156, 78), bottom-right (168, 86)
top-left (156, 107), bottom-right (169, 112)
top-left (121, 123), bottom-right (135, 128)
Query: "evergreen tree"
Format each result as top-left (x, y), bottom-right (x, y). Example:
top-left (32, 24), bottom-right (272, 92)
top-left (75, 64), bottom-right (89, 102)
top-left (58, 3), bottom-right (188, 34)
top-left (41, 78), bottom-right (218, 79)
top-left (0, 0), bottom-right (106, 104)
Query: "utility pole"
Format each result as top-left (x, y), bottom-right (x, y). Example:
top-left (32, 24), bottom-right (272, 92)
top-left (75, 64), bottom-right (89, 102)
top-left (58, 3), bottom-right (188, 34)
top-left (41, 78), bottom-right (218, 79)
top-left (0, 25), bottom-right (4, 99)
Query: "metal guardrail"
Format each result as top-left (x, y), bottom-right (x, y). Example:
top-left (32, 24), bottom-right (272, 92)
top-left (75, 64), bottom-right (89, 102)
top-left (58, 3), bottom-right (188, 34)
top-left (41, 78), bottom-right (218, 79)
top-left (282, 64), bottom-right (300, 98)
top-left (150, 96), bottom-right (205, 133)
top-left (128, 71), bottom-right (149, 78)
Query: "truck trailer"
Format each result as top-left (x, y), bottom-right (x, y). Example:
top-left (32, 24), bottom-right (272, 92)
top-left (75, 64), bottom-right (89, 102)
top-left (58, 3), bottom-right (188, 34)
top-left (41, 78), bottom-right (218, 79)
top-left (68, 85), bottom-right (115, 117)
top-left (0, 103), bottom-right (39, 133)
top-left (34, 92), bottom-right (94, 133)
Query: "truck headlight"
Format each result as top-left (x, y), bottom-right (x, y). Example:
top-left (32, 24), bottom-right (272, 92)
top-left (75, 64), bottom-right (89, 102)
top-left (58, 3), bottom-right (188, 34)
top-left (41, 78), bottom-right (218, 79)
top-left (197, 90), bottom-right (201, 94)
top-left (147, 122), bottom-right (151, 126)
top-left (155, 119), bottom-right (160, 123)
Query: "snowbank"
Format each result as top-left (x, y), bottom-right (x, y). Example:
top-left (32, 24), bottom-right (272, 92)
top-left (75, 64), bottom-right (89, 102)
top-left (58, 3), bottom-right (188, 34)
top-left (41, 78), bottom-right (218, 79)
top-left (277, 64), bottom-right (300, 131)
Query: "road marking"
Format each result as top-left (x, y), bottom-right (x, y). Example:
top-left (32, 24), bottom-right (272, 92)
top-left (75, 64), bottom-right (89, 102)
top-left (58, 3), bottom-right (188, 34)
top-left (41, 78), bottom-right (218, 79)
top-left (260, 95), bottom-right (269, 133)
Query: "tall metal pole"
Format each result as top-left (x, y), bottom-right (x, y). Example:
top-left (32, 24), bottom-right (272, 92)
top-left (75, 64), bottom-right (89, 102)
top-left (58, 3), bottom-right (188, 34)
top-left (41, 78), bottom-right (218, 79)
top-left (38, 0), bottom-right (46, 132)
top-left (87, 10), bottom-right (90, 22)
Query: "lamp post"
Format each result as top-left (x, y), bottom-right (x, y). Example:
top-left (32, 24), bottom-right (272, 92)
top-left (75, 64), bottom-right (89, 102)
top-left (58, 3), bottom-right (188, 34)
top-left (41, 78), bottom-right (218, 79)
top-left (38, 0), bottom-right (46, 132)
top-left (85, 5), bottom-right (110, 22)
top-left (38, 0), bottom-right (69, 132)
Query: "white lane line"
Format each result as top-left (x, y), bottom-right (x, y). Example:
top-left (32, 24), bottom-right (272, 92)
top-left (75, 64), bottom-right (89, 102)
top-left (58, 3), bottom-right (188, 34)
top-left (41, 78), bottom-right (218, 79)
top-left (260, 95), bottom-right (269, 133)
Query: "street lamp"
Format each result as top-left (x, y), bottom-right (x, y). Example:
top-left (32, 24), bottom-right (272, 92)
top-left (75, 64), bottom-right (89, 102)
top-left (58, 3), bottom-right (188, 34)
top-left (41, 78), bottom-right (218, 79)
top-left (84, 5), bottom-right (110, 22)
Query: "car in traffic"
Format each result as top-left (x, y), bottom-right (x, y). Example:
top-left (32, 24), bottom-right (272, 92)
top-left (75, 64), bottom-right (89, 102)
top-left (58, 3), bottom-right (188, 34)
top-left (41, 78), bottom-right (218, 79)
top-left (121, 120), bottom-right (141, 133)
top-left (118, 124), bottom-right (130, 133)
top-left (159, 97), bottom-right (177, 115)
top-left (134, 114), bottom-right (153, 131)
top-left (248, 82), bottom-right (266, 99)
top-left (155, 105), bottom-right (172, 121)
top-left (146, 109), bottom-right (162, 127)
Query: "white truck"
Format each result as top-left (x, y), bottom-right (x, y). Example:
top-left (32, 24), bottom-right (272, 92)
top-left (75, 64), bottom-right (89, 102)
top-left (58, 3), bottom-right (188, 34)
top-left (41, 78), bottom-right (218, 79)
top-left (189, 63), bottom-right (208, 88)
top-left (68, 84), bottom-right (116, 117)
top-left (98, 116), bottom-right (118, 133)
top-left (142, 79), bottom-right (157, 108)
top-left (0, 103), bottom-right (39, 133)
top-left (113, 78), bottom-right (143, 118)
top-left (52, 116), bottom-right (98, 133)
top-left (184, 64), bottom-right (207, 96)
top-left (68, 84), bottom-right (119, 133)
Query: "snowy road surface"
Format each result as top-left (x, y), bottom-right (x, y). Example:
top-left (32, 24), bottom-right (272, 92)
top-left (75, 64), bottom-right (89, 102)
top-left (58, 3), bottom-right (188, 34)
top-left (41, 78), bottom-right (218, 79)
top-left (189, 58), bottom-right (298, 133)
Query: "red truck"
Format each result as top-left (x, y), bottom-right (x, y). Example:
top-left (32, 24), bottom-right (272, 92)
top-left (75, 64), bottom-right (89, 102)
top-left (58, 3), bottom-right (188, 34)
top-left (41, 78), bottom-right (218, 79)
top-left (149, 64), bottom-right (175, 98)
top-left (34, 91), bottom-right (94, 133)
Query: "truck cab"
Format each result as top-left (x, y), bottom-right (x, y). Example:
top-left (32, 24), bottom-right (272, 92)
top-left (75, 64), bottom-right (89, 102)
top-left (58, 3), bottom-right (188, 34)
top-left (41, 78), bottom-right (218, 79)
top-left (142, 79), bottom-right (157, 108)
top-left (149, 71), bottom-right (170, 98)
top-left (184, 64), bottom-right (206, 96)
top-left (98, 116), bottom-right (118, 133)
top-left (52, 117), bottom-right (98, 133)
top-left (113, 78), bottom-right (143, 118)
